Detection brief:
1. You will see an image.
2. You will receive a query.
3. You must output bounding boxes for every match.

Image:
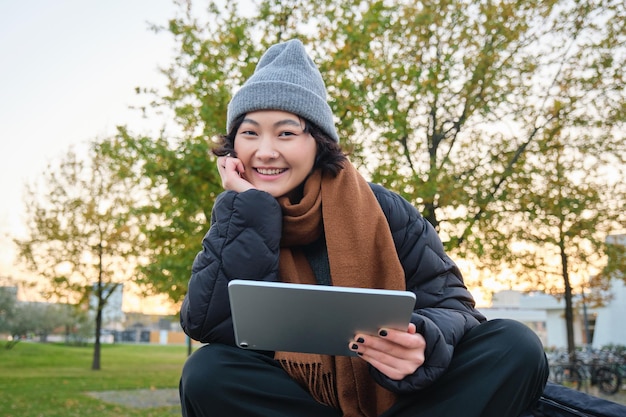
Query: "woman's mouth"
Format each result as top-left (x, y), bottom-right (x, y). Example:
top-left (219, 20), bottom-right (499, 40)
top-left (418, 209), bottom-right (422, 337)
top-left (255, 168), bottom-right (287, 175)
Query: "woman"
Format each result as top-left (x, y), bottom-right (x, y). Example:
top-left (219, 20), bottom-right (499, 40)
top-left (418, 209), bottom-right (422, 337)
top-left (179, 39), bottom-right (548, 417)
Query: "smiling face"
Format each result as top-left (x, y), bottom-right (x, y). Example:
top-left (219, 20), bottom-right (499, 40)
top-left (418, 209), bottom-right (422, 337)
top-left (234, 110), bottom-right (317, 199)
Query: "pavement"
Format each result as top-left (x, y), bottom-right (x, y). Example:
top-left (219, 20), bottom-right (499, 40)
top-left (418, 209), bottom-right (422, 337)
top-left (86, 388), bottom-right (180, 409)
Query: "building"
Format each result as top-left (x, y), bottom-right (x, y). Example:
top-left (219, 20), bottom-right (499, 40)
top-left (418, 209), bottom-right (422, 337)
top-left (594, 234), bottom-right (626, 348)
top-left (482, 234), bottom-right (626, 349)
top-left (591, 278), bottom-right (626, 348)
top-left (88, 283), bottom-right (125, 331)
top-left (481, 290), bottom-right (584, 349)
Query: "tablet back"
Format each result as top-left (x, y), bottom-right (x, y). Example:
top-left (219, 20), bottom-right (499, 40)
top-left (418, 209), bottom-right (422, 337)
top-left (228, 280), bottom-right (416, 356)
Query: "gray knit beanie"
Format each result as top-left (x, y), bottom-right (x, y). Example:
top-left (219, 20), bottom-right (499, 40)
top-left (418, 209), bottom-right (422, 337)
top-left (226, 39), bottom-right (339, 142)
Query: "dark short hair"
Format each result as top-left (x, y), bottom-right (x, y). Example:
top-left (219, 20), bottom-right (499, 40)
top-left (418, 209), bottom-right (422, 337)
top-left (212, 114), bottom-right (347, 177)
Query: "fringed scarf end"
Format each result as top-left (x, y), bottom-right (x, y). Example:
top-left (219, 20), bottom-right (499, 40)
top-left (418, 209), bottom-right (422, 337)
top-left (278, 358), bottom-right (340, 410)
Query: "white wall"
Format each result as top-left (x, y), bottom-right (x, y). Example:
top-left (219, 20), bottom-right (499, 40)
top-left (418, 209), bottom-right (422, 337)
top-left (592, 279), bottom-right (626, 348)
top-left (482, 291), bottom-right (589, 349)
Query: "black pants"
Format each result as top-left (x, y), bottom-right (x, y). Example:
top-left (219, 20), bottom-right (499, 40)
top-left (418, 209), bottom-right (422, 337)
top-left (179, 319), bottom-right (549, 417)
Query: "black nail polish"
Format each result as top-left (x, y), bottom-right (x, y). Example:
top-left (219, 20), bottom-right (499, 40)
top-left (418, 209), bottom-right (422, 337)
top-left (351, 343), bottom-right (359, 350)
top-left (379, 329), bottom-right (388, 337)
top-left (357, 337), bottom-right (365, 343)
top-left (357, 352), bottom-right (363, 356)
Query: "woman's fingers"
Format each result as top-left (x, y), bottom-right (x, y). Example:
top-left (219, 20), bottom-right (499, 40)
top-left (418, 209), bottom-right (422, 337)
top-left (349, 323), bottom-right (425, 380)
top-left (217, 156), bottom-right (253, 192)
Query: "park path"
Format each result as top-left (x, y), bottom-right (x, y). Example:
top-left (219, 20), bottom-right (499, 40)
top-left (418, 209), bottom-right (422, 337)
top-left (86, 388), bottom-right (180, 409)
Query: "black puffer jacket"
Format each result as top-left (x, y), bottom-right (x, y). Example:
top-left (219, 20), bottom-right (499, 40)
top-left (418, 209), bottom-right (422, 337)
top-left (180, 184), bottom-right (486, 393)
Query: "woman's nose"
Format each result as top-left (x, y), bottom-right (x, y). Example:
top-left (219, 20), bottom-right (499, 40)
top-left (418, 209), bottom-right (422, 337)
top-left (256, 139), bottom-right (278, 159)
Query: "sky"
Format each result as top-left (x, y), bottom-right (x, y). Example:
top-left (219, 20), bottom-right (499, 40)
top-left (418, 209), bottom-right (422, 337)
top-left (0, 0), bottom-right (180, 313)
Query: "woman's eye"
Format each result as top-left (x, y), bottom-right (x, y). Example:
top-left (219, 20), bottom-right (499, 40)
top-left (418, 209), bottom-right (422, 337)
top-left (278, 131), bottom-right (297, 137)
top-left (240, 130), bottom-right (257, 136)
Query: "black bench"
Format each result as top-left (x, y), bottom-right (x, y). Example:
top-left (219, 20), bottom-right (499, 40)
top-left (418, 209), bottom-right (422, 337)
top-left (523, 383), bottom-right (626, 417)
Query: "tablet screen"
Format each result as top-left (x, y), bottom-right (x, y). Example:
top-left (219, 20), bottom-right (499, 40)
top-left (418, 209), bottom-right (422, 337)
top-left (228, 280), bottom-right (416, 356)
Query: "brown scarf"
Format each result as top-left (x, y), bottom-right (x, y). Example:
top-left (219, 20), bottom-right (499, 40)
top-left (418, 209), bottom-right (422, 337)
top-left (275, 161), bottom-right (405, 417)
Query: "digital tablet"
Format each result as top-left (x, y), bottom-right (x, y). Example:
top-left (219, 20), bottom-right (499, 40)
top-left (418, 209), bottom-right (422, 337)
top-left (228, 280), bottom-right (416, 356)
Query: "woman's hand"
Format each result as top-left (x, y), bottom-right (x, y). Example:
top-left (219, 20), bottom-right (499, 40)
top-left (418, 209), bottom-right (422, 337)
top-left (349, 323), bottom-right (425, 380)
top-left (217, 155), bottom-right (255, 193)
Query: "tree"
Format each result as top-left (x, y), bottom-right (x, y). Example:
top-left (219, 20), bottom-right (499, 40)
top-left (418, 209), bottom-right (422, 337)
top-left (0, 286), bottom-right (18, 347)
top-left (472, 0), bottom-right (626, 353)
top-left (500, 136), bottom-right (625, 359)
top-left (309, 0), bottom-right (626, 265)
top-left (103, 128), bottom-right (223, 303)
top-left (109, 0), bottom-right (625, 310)
top-left (0, 285), bottom-right (81, 349)
top-left (14, 140), bottom-right (144, 369)
top-left (8, 303), bottom-right (76, 345)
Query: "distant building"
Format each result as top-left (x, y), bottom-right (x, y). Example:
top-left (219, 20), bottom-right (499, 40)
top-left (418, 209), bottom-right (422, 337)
top-left (592, 234), bottom-right (626, 348)
top-left (482, 234), bottom-right (626, 349)
top-left (592, 279), bottom-right (626, 348)
top-left (0, 285), bottom-right (18, 300)
top-left (480, 290), bottom-right (584, 349)
top-left (593, 235), bottom-right (626, 347)
top-left (89, 283), bottom-right (125, 331)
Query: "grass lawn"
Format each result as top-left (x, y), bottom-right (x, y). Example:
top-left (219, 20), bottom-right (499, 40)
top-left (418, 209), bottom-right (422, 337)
top-left (0, 341), bottom-right (189, 417)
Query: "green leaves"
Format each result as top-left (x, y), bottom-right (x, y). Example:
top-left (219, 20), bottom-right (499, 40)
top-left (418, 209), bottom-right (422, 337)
top-left (15, 141), bottom-right (143, 299)
top-left (101, 0), bottom-right (625, 309)
top-left (13, 139), bottom-right (149, 366)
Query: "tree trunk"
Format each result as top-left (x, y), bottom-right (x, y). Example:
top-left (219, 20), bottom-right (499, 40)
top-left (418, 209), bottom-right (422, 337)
top-left (92, 242), bottom-right (104, 370)
top-left (560, 241), bottom-right (576, 363)
top-left (92, 304), bottom-right (102, 370)
top-left (423, 201), bottom-right (439, 231)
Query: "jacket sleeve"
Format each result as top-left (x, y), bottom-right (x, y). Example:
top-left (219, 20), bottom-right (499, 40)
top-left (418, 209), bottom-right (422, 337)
top-left (179, 189), bottom-right (282, 344)
top-left (368, 184), bottom-right (486, 393)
